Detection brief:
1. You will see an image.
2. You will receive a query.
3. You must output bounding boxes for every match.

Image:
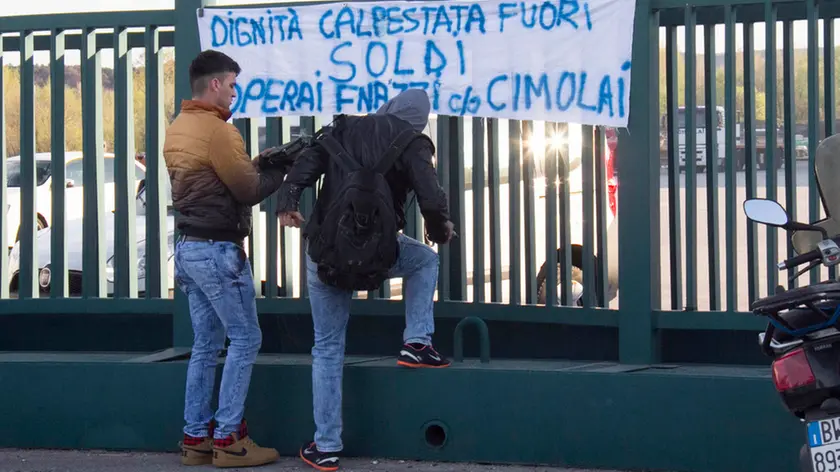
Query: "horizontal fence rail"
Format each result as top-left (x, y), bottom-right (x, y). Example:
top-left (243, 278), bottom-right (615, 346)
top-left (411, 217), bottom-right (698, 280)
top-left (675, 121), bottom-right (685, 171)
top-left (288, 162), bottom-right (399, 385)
top-left (0, 0), bottom-right (836, 365)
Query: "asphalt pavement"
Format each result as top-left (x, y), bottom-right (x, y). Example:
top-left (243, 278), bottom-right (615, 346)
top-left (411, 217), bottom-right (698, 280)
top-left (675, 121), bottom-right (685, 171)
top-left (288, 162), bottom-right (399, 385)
top-left (0, 450), bottom-right (632, 472)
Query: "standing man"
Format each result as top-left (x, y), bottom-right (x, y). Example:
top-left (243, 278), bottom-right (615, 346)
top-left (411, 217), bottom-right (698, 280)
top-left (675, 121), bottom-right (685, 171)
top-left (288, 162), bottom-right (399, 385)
top-left (276, 89), bottom-right (455, 471)
top-left (163, 50), bottom-right (286, 468)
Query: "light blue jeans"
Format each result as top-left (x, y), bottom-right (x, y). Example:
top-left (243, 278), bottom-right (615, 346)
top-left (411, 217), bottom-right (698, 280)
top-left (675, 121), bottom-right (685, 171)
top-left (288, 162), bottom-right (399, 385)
top-left (174, 239), bottom-right (262, 440)
top-left (307, 233), bottom-right (439, 452)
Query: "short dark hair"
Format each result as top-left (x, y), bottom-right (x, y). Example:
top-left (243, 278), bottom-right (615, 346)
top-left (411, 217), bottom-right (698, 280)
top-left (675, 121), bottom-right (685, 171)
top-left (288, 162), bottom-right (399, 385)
top-left (189, 50), bottom-right (241, 95)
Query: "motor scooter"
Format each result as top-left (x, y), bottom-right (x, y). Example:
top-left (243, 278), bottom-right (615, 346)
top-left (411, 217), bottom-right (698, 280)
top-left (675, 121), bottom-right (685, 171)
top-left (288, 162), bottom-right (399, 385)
top-left (743, 195), bottom-right (840, 471)
top-left (742, 133), bottom-right (840, 471)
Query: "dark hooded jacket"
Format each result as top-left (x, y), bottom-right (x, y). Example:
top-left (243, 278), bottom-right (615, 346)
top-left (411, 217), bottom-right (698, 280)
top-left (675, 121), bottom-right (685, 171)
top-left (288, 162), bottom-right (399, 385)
top-left (275, 89), bottom-right (451, 242)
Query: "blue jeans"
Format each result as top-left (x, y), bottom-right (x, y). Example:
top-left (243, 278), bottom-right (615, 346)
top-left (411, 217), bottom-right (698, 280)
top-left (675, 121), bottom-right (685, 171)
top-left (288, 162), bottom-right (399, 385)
top-left (307, 233), bottom-right (439, 452)
top-left (174, 239), bottom-right (262, 440)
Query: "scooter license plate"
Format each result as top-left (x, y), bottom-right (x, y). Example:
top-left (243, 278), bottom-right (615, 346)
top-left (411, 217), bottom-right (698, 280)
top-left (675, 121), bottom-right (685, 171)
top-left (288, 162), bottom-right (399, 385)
top-left (808, 417), bottom-right (840, 471)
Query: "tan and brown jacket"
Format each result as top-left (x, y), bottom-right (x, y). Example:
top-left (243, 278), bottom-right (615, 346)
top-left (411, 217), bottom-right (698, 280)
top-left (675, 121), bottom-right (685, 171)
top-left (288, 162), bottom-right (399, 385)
top-left (162, 100), bottom-right (285, 244)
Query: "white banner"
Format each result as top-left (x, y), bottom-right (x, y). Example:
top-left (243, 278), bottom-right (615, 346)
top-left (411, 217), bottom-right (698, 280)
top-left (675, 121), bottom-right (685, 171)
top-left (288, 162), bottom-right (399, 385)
top-left (196, 0), bottom-right (636, 127)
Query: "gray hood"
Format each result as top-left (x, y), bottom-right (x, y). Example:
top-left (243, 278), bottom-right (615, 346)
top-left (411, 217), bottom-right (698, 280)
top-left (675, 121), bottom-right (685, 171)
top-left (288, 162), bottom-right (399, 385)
top-left (375, 88), bottom-right (430, 131)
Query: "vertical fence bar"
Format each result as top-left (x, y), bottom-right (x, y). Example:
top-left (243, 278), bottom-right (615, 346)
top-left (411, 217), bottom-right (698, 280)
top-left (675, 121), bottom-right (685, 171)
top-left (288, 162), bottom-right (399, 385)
top-left (508, 120), bottom-right (522, 305)
top-left (743, 21), bottom-right (759, 304)
top-left (114, 25), bottom-right (138, 299)
top-left (18, 30), bottom-right (37, 300)
top-left (665, 25), bottom-right (683, 310)
top-left (368, 118), bottom-right (391, 297)
top-left (279, 120), bottom-right (296, 297)
top-left (447, 117), bottom-right (466, 301)
top-left (825, 22), bottom-right (837, 170)
top-left (580, 125), bottom-right (595, 309)
top-left (246, 118), bottom-right (269, 296)
top-left (557, 122), bottom-right (572, 306)
top-left (402, 194), bottom-right (419, 298)
top-left (783, 19), bottom-right (798, 288)
top-left (145, 26), bottom-right (167, 299)
top-left (376, 104), bottom-right (392, 304)
top-left (764, 2), bottom-right (779, 294)
top-left (404, 199), bottom-right (419, 241)
top-left (400, 197), bottom-right (413, 299)
top-left (684, 7), bottom-right (697, 311)
top-left (825, 18), bottom-right (837, 278)
top-left (703, 22), bottom-right (721, 311)
top-left (593, 126), bottom-right (609, 308)
top-left (521, 121), bottom-right (537, 304)
top-left (400, 173), bottom-right (418, 296)
top-left (487, 118), bottom-right (503, 302)
top-left (298, 116), bottom-right (315, 298)
top-left (81, 26), bottom-right (106, 299)
top-left (648, 6), bottom-right (662, 320)
top-left (725, 5), bottom-right (739, 311)
top-left (249, 120), bottom-right (263, 296)
top-left (173, 0), bottom-right (209, 346)
top-left (617, 0), bottom-right (658, 363)
top-left (472, 117), bottom-right (486, 303)
top-left (807, 0), bottom-right (819, 284)
top-left (375, 98), bottom-right (392, 302)
top-left (436, 116), bottom-right (451, 300)
top-left (544, 122), bottom-right (558, 307)
top-left (0, 35), bottom-right (7, 299)
top-left (174, 0), bottom-right (208, 116)
top-left (235, 118), bottom-right (263, 293)
top-left (50, 30), bottom-right (67, 299)
top-left (824, 19), bottom-right (836, 158)
top-left (265, 117), bottom-right (282, 298)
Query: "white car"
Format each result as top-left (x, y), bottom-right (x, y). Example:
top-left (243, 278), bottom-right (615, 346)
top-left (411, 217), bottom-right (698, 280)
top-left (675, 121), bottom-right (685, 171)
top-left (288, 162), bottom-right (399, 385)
top-left (7, 179), bottom-right (286, 298)
top-left (8, 180), bottom-right (175, 297)
top-left (4, 151), bottom-right (147, 250)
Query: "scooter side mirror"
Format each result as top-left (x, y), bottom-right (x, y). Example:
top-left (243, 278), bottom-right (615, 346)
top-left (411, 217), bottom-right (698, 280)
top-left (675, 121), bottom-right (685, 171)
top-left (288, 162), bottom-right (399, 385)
top-left (743, 198), bottom-right (830, 239)
top-left (743, 198), bottom-right (789, 226)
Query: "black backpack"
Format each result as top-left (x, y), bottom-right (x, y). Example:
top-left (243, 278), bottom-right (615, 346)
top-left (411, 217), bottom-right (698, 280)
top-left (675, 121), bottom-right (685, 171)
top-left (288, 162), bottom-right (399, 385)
top-left (307, 119), bottom-right (429, 292)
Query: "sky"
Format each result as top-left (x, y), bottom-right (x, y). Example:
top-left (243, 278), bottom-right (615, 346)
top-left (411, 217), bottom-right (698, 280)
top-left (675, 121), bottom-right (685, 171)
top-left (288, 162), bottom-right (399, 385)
top-left (3, 0), bottom-right (839, 66)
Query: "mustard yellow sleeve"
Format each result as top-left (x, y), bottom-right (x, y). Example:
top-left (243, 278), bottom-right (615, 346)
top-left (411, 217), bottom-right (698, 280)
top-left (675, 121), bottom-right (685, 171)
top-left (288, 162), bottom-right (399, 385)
top-left (207, 124), bottom-right (285, 206)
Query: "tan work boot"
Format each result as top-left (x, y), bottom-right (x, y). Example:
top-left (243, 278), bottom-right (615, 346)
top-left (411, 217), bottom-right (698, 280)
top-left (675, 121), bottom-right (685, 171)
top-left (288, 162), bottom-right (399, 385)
top-left (180, 420), bottom-right (215, 466)
top-left (212, 420), bottom-right (279, 468)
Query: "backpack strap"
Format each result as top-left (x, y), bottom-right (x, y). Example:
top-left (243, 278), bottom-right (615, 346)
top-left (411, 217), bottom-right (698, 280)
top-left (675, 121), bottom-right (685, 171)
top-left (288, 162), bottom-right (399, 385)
top-left (373, 129), bottom-right (425, 175)
top-left (318, 132), bottom-right (361, 174)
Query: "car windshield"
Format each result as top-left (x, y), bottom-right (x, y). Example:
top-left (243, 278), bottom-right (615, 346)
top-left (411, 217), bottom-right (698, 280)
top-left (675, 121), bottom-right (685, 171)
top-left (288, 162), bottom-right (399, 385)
top-left (6, 161), bottom-right (52, 188)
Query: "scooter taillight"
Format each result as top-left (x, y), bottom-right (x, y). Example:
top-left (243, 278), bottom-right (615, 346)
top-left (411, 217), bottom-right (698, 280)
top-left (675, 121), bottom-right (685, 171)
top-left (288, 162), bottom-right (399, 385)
top-left (772, 347), bottom-right (816, 392)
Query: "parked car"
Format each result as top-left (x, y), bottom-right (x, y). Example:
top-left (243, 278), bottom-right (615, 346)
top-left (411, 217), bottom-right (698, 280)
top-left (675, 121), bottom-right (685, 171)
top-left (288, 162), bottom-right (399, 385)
top-left (7, 178), bottom-right (173, 297)
top-left (4, 151), bottom-right (146, 250)
top-left (7, 178), bottom-right (286, 298)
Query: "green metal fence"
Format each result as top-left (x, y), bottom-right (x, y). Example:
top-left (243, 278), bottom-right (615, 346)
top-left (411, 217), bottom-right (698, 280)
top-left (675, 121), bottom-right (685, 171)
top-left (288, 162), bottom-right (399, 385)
top-left (653, 0), bottom-right (839, 316)
top-left (0, 0), bottom-right (838, 367)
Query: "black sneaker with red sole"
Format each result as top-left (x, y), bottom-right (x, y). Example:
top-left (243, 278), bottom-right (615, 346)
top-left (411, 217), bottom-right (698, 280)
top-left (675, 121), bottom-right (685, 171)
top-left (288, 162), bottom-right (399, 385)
top-left (300, 441), bottom-right (340, 471)
top-left (397, 343), bottom-right (451, 368)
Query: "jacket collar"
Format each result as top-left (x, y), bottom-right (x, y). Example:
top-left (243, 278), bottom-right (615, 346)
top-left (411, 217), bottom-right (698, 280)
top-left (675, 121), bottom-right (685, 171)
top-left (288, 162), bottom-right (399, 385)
top-left (180, 99), bottom-right (232, 122)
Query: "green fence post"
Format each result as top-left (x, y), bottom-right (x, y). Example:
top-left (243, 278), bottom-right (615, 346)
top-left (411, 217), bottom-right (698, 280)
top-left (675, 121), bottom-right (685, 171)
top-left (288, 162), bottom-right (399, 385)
top-left (617, 0), bottom-right (660, 365)
top-left (172, 0), bottom-right (210, 348)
